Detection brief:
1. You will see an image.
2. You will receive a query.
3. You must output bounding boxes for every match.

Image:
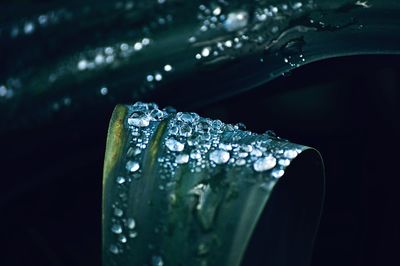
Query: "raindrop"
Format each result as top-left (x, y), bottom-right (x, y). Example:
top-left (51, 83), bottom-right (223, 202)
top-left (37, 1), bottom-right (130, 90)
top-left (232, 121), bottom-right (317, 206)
top-left (126, 160), bottom-right (140, 173)
top-left (278, 158), bottom-right (291, 166)
top-left (201, 47), bottom-right (211, 57)
top-left (114, 208), bottom-right (124, 217)
top-left (77, 60), bottom-right (87, 71)
top-left (253, 156), bottom-right (277, 172)
top-left (147, 75), bottom-right (154, 82)
top-left (284, 149), bottom-right (298, 159)
top-left (100, 87), bottom-right (108, 95)
top-left (209, 150), bottom-right (230, 164)
top-left (129, 231), bottom-right (138, 238)
top-left (111, 224), bottom-right (123, 234)
top-left (128, 115), bottom-right (150, 127)
top-left (134, 42), bottom-right (143, 51)
top-left (165, 138), bottom-right (185, 152)
top-left (110, 244), bottom-right (119, 254)
top-left (272, 169), bottom-right (285, 178)
top-left (155, 73), bottom-right (163, 81)
top-left (116, 176), bottom-right (126, 184)
top-left (24, 22), bottom-right (35, 34)
top-left (190, 150), bottom-right (202, 160)
top-left (127, 218), bottom-right (136, 229)
top-left (223, 11), bottom-right (249, 32)
top-left (164, 64), bottom-right (172, 72)
top-left (118, 235), bottom-right (127, 243)
top-left (213, 7), bottom-right (222, 16)
top-left (152, 255), bottom-right (164, 266)
top-left (176, 154), bottom-right (189, 164)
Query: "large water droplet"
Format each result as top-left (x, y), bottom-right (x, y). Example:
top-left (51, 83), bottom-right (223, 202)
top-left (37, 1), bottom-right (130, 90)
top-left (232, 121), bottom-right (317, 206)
top-left (253, 155), bottom-right (277, 172)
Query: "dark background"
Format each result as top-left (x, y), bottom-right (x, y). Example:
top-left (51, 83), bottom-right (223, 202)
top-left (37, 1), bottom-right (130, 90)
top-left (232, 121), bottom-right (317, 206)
top-left (1, 55), bottom-right (399, 265)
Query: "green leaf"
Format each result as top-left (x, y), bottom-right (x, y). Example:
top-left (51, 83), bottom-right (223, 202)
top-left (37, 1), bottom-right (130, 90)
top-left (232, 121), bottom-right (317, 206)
top-left (103, 102), bottom-right (324, 266)
top-left (2, 0), bottom-right (400, 130)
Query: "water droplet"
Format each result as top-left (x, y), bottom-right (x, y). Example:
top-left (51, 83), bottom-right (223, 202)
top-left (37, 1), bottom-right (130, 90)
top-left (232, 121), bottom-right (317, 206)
top-left (126, 161), bottom-right (140, 173)
top-left (165, 138), bottom-right (185, 152)
top-left (278, 159), bottom-right (291, 166)
top-left (128, 115), bottom-right (150, 127)
top-left (179, 124), bottom-right (192, 137)
top-left (134, 42), bottom-right (143, 51)
top-left (118, 235), bottom-right (127, 243)
top-left (100, 86), bottom-right (108, 95)
top-left (147, 74), bottom-right (154, 82)
top-left (271, 169), bottom-right (285, 178)
top-left (164, 64), bottom-right (172, 72)
top-left (201, 47), bottom-right (211, 57)
top-left (155, 73), bottom-right (163, 81)
top-left (77, 59), bottom-right (88, 71)
top-left (236, 158), bottom-right (246, 166)
top-left (213, 7), bottom-right (222, 16)
top-left (114, 208), bottom-right (124, 217)
top-left (224, 11), bottom-right (249, 32)
top-left (190, 150), bottom-right (202, 160)
top-left (250, 149), bottom-right (262, 157)
top-left (284, 149), bottom-right (298, 159)
top-left (129, 231), bottom-right (138, 238)
top-left (219, 143), bottom-right (232, 151)
top-left (116, 176), bottom-right (126, 184)
top-left (111, 224), bottom-right (123, 234)
top-left (209, 150), bottom-right (230, 164)
top-left (253, 156), bottom-right (277, 172)
top-left (109, 244), bottom-right (119, 254)
top-left (24, 22), bottom-right (35, 34)
top-left (176, 154), bottom-right (189, 164)
top-left (152, 255), bottom-right (164, 266)
top-left (127, 218), bottom-right (136, 229)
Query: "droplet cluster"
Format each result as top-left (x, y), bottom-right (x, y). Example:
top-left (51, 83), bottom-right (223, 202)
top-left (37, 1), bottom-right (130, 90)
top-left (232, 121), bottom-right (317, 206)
top-left (107, 102), bottom-right (305, 264)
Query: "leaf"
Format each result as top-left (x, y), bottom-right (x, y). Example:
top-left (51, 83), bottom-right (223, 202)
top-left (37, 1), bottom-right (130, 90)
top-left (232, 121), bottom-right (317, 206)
top-left (102, 102), bottom-right (325, 266)
top-left (2, 0), bottom-right (400, 130)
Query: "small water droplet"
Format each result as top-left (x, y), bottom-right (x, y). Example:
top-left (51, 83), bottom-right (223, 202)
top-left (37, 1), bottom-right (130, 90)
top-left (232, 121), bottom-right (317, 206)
top-left (116, 176), bottom-right (126, 184)
top-left (134, 42), bottom-right (143, 51)
top-left (126, 161), bottom-right (140, 173)
top-left (114, 208), bottom-right (124, 217)
top-left (165, 138), bottom-right (185, 152)
top-left (284, 149), bottom-right (298, 159)
top-left (129, 231), bottom-right (138, 238)
top-left (253, 156), bottom-right (277, 172)
top-left (109, 244), bottom-right (119, 254)
top-left (163, 64), bottom-right (172, 72)
top-left (118, 234), bottom-right (127, 243)
top-left (152, 255), bottom-right (164, 266)
top-left (100, 86), bottom-right (108, 95)
top-left (128, 115), bottom-right (150, 127)
top-left (271, 169), bottom-right (285, 178)
top-left (176, 154), bottom-right (189, 164)
top-left (127, 218), bottom-right (136, 229)
top-left (224, 10), bottom-right (249, 32)
top-left (111, 224), bottom-right (123, 234)
top-left (201, 47), bottom-right (211, 57)
top-left (209, 149), bottom-right (230, 164)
